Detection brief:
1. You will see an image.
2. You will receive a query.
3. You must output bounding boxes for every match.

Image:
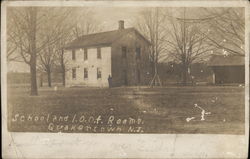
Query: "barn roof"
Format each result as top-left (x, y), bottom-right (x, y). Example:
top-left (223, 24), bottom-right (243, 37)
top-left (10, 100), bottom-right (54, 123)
top-left (207, 55), bottom-right (245, 66)
top-left (64, 27), bottom-right (151, 49)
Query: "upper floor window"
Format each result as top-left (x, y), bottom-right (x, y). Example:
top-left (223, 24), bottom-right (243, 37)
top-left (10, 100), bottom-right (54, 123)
top-left (97, 48), bottom-right (101, 59)
top-left (84, 48), bottom-right (88, 61)
top-left (84, 68), bottom-right (88, 79)
top-left (122, 46), bottom-right (127, 58)
top-left (136, 47), bottom-right (141, 59)
top-left (72, 68), bottom-right (76, 79)
top-left (72, 50), bottom-right (76, 60)
top-left (97, 68), bottom-right (102, 79)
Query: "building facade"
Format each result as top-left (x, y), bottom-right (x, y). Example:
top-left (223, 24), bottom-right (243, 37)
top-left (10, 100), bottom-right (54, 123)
top-left (64, 21), bottom-right (151, 87)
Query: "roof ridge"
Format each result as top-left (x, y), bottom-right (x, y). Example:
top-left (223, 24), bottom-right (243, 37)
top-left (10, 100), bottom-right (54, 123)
top-left (64, 27), bottom-right (150, 49)
top-left (208, 54), bottom-right (245, 66)
top-left (78, 27), bottom-right (135, 39)
top-left (109, 27), bottom-right (136, 44)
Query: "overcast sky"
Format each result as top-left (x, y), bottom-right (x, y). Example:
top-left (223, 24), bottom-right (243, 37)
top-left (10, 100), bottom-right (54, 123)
top-left (7, 7), bottom-right (244, 72)
top-left (90, 7), bottom-right (144, 30)
top-left (8, 7), bottom-right (144, 72)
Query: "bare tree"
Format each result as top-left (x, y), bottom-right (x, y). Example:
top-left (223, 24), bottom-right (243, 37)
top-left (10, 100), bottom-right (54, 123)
top-left (71, 8), bottom-right (102, 38)
top-left (7, 37), bottom-right (20, 62)
top-left (135, 8), bottom-right (168, 87)
top-left (55, 32), bottom-right (72, 87)
top-left (7, 7), bottom-right (74, 93)
top-left (8, 7), bottom-right (39, 95)
top-left (7, 10), bottom-right (23, 62)
top-left (37, 8), bottom-right (72, 87)
top-left (7, 28), bottom-right (20, 62)
top-left (54, 8), bottom-right (102, 86)
top-left (202, 8), bottom-right (245, 56)
top-left (162, 8), bottom-right (215, 85)
top-left (38, 41), bottom-right (57, 87)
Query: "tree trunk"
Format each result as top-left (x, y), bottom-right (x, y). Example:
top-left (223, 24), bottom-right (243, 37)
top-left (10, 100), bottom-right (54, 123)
top-left (153, 62), bottom-right (158, 85)
top-left (39, 73), bottom-right (43, 87)
top-left (182, 64), bottom-right (188, 85)
top-left (61, 49), bottom-right (66, 87)
top-left (151, 61), bottom-right (155, 77)
top-left (47, 68), bottom-right (52, 87)
top-left (30, 63), bottom-right (38, 96)
top-left (150, 61), bottom-right (162, 87)
top-left (62, 67), bottom-right (66, 86)
top-left (29, 8), bottom-right (38, 96)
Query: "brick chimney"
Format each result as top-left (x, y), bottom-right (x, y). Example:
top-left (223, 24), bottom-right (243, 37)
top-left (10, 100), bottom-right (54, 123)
top-left (118, 20), bottom-right (124, 30)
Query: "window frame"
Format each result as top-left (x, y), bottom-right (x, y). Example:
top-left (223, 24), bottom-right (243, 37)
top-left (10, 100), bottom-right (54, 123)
top-left (72, 50), bottom-right (76, 60)
top-left (122, 46), bottom-right (127, 58)
top-left (72, 68), bottom-right (76, 79)
top-left (84, 48), bottom-right (88, 61)
top-left (136, 47), bottom-right (141, 59)
top-left (97, 67), bottom-right (102, 79)
top-left (97, 48), bottom-right (102, 59)
top-left (84, 68), bottom-right (88, 79)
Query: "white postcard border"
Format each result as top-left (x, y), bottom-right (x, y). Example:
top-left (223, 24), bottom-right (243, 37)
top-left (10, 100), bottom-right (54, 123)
top-left (1, 1), bottom-right (249, 158)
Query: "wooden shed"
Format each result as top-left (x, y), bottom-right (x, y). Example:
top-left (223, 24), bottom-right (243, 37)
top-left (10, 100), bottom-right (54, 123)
top-left (207, 55), bottom-right (245, 84)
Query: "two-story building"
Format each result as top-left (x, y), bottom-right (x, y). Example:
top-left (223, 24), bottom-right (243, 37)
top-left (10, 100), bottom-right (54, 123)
top-left (64, 21), bottom-right (151, 87)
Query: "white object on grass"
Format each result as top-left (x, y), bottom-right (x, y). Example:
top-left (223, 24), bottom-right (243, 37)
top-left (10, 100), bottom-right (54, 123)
top-left (194, 104), bottom-right (211, 121)
top-left (186, 117), bottom-right (195, 122)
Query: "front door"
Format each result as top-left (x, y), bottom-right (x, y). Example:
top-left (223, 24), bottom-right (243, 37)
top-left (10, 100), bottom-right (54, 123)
top-left (122, 70), bottom-right (128, 86)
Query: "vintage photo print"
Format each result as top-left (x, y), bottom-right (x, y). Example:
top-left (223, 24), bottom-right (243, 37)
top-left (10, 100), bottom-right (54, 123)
top-left (2, 0), bottom-right (249, 158)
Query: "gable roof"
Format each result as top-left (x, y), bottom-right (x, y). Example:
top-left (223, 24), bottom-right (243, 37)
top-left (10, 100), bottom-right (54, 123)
top-left (207, 55), bottom-right (245, 66)
top-left (64, 27), bottom-right (151, 49)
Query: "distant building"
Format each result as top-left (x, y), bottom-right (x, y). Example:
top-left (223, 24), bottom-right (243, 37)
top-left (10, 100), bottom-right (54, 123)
top-left (64, 20), bottom-right (151, 87)
top-left (207, 55), bottom-right (245, 84)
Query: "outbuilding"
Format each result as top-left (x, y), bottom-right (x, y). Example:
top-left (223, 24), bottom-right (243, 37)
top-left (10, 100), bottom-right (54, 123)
top-left (208, 55), bottom-right (245, 84)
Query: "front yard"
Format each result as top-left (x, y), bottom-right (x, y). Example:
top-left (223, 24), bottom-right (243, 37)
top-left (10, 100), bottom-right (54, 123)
top-left (7, 85), bottom-right (245, 134)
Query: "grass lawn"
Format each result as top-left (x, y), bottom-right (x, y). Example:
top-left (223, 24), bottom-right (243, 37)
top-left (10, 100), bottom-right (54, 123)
top-left (7, 85), bottom-right (245, 134)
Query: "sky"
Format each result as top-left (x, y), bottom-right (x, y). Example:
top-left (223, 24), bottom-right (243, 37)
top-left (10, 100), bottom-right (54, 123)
top-left (7, 7), bottom-right (207, 72)
top-left (89, 7), bottom-right (144, 30)
top-left (8, 62), bottom-right (29, 73)
top-left (7, 7), bottom-right (244, 72)
top-left (8, 7), bottom-right (144, 72)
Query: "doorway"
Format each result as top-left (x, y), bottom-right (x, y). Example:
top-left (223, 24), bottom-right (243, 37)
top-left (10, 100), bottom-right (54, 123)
top-left (122, 70), bottom-right (128, 86)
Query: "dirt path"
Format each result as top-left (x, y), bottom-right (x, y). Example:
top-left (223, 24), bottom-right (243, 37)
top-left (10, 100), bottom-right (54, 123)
top-left (122, 88), bottom-right (169, 116)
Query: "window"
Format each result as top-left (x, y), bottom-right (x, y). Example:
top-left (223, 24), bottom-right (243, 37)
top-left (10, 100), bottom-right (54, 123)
top-left (72, 68), bottom-right (76, 79)
top-left (136, 47), bottom-right (141, 59)
top-left (97, 48), bottom-right (101, 59)
top-left (97, 68), bottom-right (102, 79)
top-left (122, 46), bottom-right (127, 58)
top-left (84, 48), bottom-right (88, 61)
top-left (72, 50), bottom-right (76, 60)
top-left (84, 68), bottom-right (88, 79)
